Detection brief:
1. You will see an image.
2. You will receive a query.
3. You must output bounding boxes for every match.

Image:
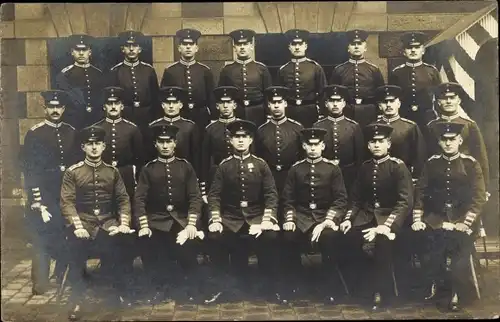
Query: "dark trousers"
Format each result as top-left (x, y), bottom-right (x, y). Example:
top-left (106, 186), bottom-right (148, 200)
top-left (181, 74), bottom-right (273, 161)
top-left (67, 228), bottom-right (132, 303)
top-left (139, 222), bottom-right (201, 293)
top-left (288, 103), bottom-right (319, 128)
top-left (237, 103), bottom-right (267, 128)
top-left (417, 228), bottom-right (477, 298)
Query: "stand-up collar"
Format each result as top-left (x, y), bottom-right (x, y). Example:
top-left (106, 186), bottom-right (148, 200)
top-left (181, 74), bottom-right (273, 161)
top-left (163, 115), bottom-right (181, 123)
top-left (406, 61), bottom-right (423, 68)
top-left (158, 156), bottom-right (175, 163)
top-left (442, 153), bottom-right (460, 161)
top-left (373, 155), bottom-right (390, 164)
top-left (44, 120), bottom-right (62, 128)
top-left (235, 58), bottom-right (253, 65)
top-left (84, 158), bottom-right (102, 168)
top-left (180, 59), bottom-right (197, 67)
top-left (123, 60), bottom-right (140, 67)
top-left (440, 113), bottom-right (460, 121)
top-left (74, 62), bottom-right (90, 68)
top-left (105, 117), bottom-right (123, 124)
top-left (233, 153), bottom-right (251, 160)
top-left (291, 57), bottom-right (307, 63)
top-left (380, 115), bottom-right (400, 123)
top-left (218, 117), bottom-right (236, 124)
top-left (306, 157), bottom-right (322, 164)
top-left (327, 115), bottom-right (345, 123)
top-left (349, 58), bottom-right (365, 64)
top-left (270, 117), bottom-right (287, 125)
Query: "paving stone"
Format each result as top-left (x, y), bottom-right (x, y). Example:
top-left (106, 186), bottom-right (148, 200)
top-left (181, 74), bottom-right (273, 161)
top-left (271, 311), bottom-right (298, 320)
top-left (221, 302), bottom-right (245, 311)
top-left (196, 313), bottom-right (220, 320)
top-left (294, 306), bottom-right (318, 315)
top-left (244, 306), bottom-right (270, 314)
top-left (0, 21), bottom-right (14, 38)
top-left (2, 290), bottom-right (18, 297)
top-left (318, 311), bottom-right (344, 319)
top-left (176, 304), bottom-right (198, 311)
top-left (243, 313), bottom-right (272, 320)
top-left (4, 283), bottom-right (25, 290)
top-left (221, 310), bottom-right (245, 319)
top-left (173, 311), bottom-right (198, 321)
top-left (7, 297), bottom-right (29, 304)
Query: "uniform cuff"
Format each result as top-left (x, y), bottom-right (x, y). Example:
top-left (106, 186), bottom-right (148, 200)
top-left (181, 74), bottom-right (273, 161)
top-left (325, 209), bottom-right (336, 222)
top-left (413, 209), bottom-right (423, 222)
top-left (262, 209), bottom-right (277, 223)
top-left (138, 215), bottom-right (149, 229)
top-left (464, 211), bottom-right (477, 227)
top-left (285, 210), bottom-right (295, 223)
top-left (344, 210), bottom-right (352, 221)
top-left (120, 214), bottom-right (130, 227)
top-left (384, 213), bottom-right (397, 228)
top-left (209, 211), bottom-right (222, 224)
top-left (32, 187), bottom-right (42, 202)
top-left (72, 216), bottom-right (84, 230)
top-left (188, 214), bottom-right (198, 226)
top-left (200, 182), bottom-right (206, 195)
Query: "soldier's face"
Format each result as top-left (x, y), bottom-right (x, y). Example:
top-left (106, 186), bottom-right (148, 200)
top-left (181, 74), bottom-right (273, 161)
top-left (217, 100), bottom-right (236, 118)
top-left (438, 94), bottom-right (461, 114)
top-left (104, 101), bottom-right (124, 118)
top-left (378, 98), bottom-right (401, 117)
top-left (347, 41), bottom-right (367, 57)
top-left (162, 100), bottom-right (183, 116)
top-left (326, 98), bottom-right (346, 115)
top-left (403, 44), bottom-right (425, 61)
top-left (71, 48), bottom-right (91, 64)
top-left (289, 41), bottom-right (307, 57)
top-left (230, 132), bottom-right (253, 153)
top-left (121, 43), bottom-right (142, 61)
top-left (45, 105), bottom-right (65, 122)
top-left (268, 99), bottom-right (287, 119)
top-left (368, 137), bottom-right (391, 158)
top-left (82, 141), bottom-right (105, 159)
top-left (438, 135), bottom-right (462, 155)
top-left (234, 41), bottom-right (253, 58)
top-left (178, 41), bottom-right (198, 59)
top-left (155, 138), bottom-right (176, 157)
top-left (302, 141), bottom-right (325, 159)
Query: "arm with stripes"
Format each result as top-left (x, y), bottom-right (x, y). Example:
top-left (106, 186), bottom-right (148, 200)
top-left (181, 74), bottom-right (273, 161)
top-left (60, 169), bottom-right (84, 230)
top-left (114, 168), bottom-right (132, 227)
top-left (281, 166), bottom-right (297, 224)
top-left (186, 162), bottom-right (202, 228)
top-left (133, 166), bottom-right (150, 230)
top-left (325, 166), bottom-right (348, 225)
top-left (383, 163), bottom-right (413, 230)
top-left (462, 160), bottom-right (487, 228)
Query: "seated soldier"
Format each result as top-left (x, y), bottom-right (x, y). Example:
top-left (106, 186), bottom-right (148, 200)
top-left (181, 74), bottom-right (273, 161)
top-left (339, 122), bottom-right (413, 310)
top-left (60, 126), bottom-right (135, 321)
top-left (134, 123), bottom-right (204, 304)
top-left (206, 120), bottom-right (281, 303)
top-left (412, 122), bottom-right (487, 311)
top-left (281, 128), bottom-right (348, 303)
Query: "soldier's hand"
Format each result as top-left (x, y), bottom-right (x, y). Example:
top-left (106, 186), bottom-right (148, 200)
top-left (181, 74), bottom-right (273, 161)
top-left (40, 207), bottom-right (52, 223)
top-left (323, 219), bottom-right (338, 231)
top-left (454, 223), bottom-right (469, 233)
top-left (30, 202), bottom-right (42, 211)
top-left (376, 225), bottom-right (391, 237)
top-left (202, 195), bottom-right (208, 204)
top-left (138, 228), bottom-right (152, 238)
top-left (340, 220), bottom-right (352, 234)
top-left (208, 222), bottom-right (223, 233)
top-left (283, 222), bottom-right (296, 232)
top-left (185, 224), bottom-right (197, 240)
top-left (261, 220), bottom-right (274, 231)
top-left (117, 225), bottom-right (135, 234)
top-left (108, 226), bottom-right (119, 236)
top-left (442, 222), bottom-right (455, 231)
top-left (411, 221), bottom-right (426, 231)
top-left (362, 227), bottom-right (377, 242)
top-left (74, 228), bottom-right (90, 239)
top-left (311, 223), bottom-right (325, 243)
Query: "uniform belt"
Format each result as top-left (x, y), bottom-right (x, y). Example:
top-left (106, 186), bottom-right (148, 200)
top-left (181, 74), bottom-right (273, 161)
top-left (271, 164), bottom-right (292, 172)
top-left (243, 99), bottom-right (264, 106)
top-left (77, 203), bottom-right (113, 214)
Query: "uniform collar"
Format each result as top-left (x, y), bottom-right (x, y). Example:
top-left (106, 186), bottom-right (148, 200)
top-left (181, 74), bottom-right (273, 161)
top-left (233, 153), bottom-right (251, 160)
top-left (44, 120), bottom-right (63, 128)
top-left (123, 59), bottom-right (140, 67)
top-left (218, 116), bottom-right (236, 123)
top-left (406, 61), bottom-right (423, 68)
top-left (442, 153), bottom-right (460, 161)
top-left (84, 158), bottom-right (102, 168)
top-left (380, 115), bottom-right (400, 123)
top-left (373, 154), bottom-right (390, 164)
top-left (440, 113), bottom-right (460, 121)
top-left (158, 156), bottom-right (175, 163)
top-left (74, 62), bottom-right (90, 68)
top-left (105, 117), bottom-right (123, 124)
top-left (235, 57), bottom-right (253, 65)
top-left (180, 59), bottom-right (197, 66)
top-left (163, 115), bottom-right (181, 123)
top-left (291, 57), bottom-right (307, 63)
top-left (327, 115), bottom-right (345, 122)
top-left (306, 157), bottom-right (322, 164)
top-left (349, 58), bottom-right (365, 64)
top-left (270, 117), bottom-right (287, 125)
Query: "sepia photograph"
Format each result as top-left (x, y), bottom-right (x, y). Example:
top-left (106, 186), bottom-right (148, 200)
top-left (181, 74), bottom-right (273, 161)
top-left (0, 1), bottom-right (498, 320)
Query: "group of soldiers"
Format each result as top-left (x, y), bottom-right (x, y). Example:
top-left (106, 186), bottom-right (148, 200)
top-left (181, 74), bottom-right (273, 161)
top-left (21, 27), bottom-right (490, 321)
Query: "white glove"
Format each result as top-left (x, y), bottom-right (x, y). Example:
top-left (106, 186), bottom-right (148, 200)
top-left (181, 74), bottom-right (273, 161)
top-left (411, 221), bottom-right (426, 231)
top-left (362, 227), bottom-right (377, 242)
top-left (249, 224), bottom-right (280, 238)
top-left (74, 228), bottom-right (90, 239)
top-left (323, 219), bottom-right (338, 231)
top-left (340, 220), bottom-right (352, 234)
top-left (283, 222), bottom-right (296, 232)
top-left (109, 225), bottom-right (135, 236)
top-left (442, 222), bottom-right (455, 231)
top-left (208, 222), bottom-right (223, 233)
top-left (260, 220), bottom-right (274, 231)
top-left (311, 223), bottom-right (325, 243)
top-left (176, 229), bottom-right (205, 245)
top-left (138, 228), bottom-right (152, 237)
top-left (40, 207), bottom-right (52, 223)
top-left (185, 224), bottom-right (197, 240)
top-left (202, 195), bottom-right (208, 204)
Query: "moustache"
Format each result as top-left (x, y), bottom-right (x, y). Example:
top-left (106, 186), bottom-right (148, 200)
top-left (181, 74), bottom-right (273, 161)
top-left (50, 113), bottom-right (60, 116)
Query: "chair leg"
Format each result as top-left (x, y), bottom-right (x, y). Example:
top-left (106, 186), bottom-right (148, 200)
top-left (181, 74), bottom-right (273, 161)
top-left (56, 263), bottom-right (69, 304)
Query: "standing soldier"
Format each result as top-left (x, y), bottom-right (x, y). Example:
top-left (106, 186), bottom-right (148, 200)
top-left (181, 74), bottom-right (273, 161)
top-left (412, 122), bottom-right (486, 311)
top-left (134, 124), bottom-right (204, 304)
top-left (375, 85), bottom-right (426, 181)
top-left (281, 128), bottom-right (348, 302)
top-left (56, 34), bottom-right (104, 130)
top-left (313, 84), bottom-right (364, 200)
top-left (388, 31), bottom-right (441, 130)
top-left (61, 126), bottom-right (135, 321)
top-left (219, 29), bottom-right (273, 127)
top-left (339, 123), bottom-right (413, 310)
top-left (330, 29), bottom-right (385, 128)
top-left (200, 86), bottom-right (240, 203)
top-left (255, 86), bottom-right (303, 197)
top-left (108, 31), bottom-right (160, 161)
top-left (161, 29), bottom-right (215, 130)
top-left (206, 120), bottom-right (281, 302)
top-left (21, 90), bottom-right (77, 294)
top-left (149, 87), bottom-right (201, 178)
top-left (277, 29), bottom-right (327, 128)
top-left (91, 87), bottom-right (144, 201)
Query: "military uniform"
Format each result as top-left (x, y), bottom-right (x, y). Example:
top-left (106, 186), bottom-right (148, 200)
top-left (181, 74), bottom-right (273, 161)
top-left (21, 90), bottom-right (77, 293)
top-left (134, 124), bottom-right (203, 298)
top-left (413, 122), bottom-right (487, 309)
top-left (108, 31), bottom-right (160, 161)
top-left (314, 85), bottom-right (365, 199)
top-left (330, 30), bottom-right (385, 128)
top-left (388, 32), bottom-right (441, 129)
top-left (277, 29), bottom-right (327, 128)
top-left (219, 29), bottom-right (272, 127)
top-left (56, 35), bottom-right (105, 130)
top-left (160, 29), bottom-right (215, 130)
top-left (60, 126), bottom-right (132, 305)
top-left (92, 87), bottom-right (145, 201)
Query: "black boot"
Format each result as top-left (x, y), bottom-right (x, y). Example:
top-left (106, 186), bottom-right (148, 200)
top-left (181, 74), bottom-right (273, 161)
top-left (424, 281), bottom-right (437, 301)
top-left (449, 293), bottom-right (460, 312)
top-left (68, 302), bottom-right (83, 321)
top-left (372, 292), bottom-right (382, 311)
